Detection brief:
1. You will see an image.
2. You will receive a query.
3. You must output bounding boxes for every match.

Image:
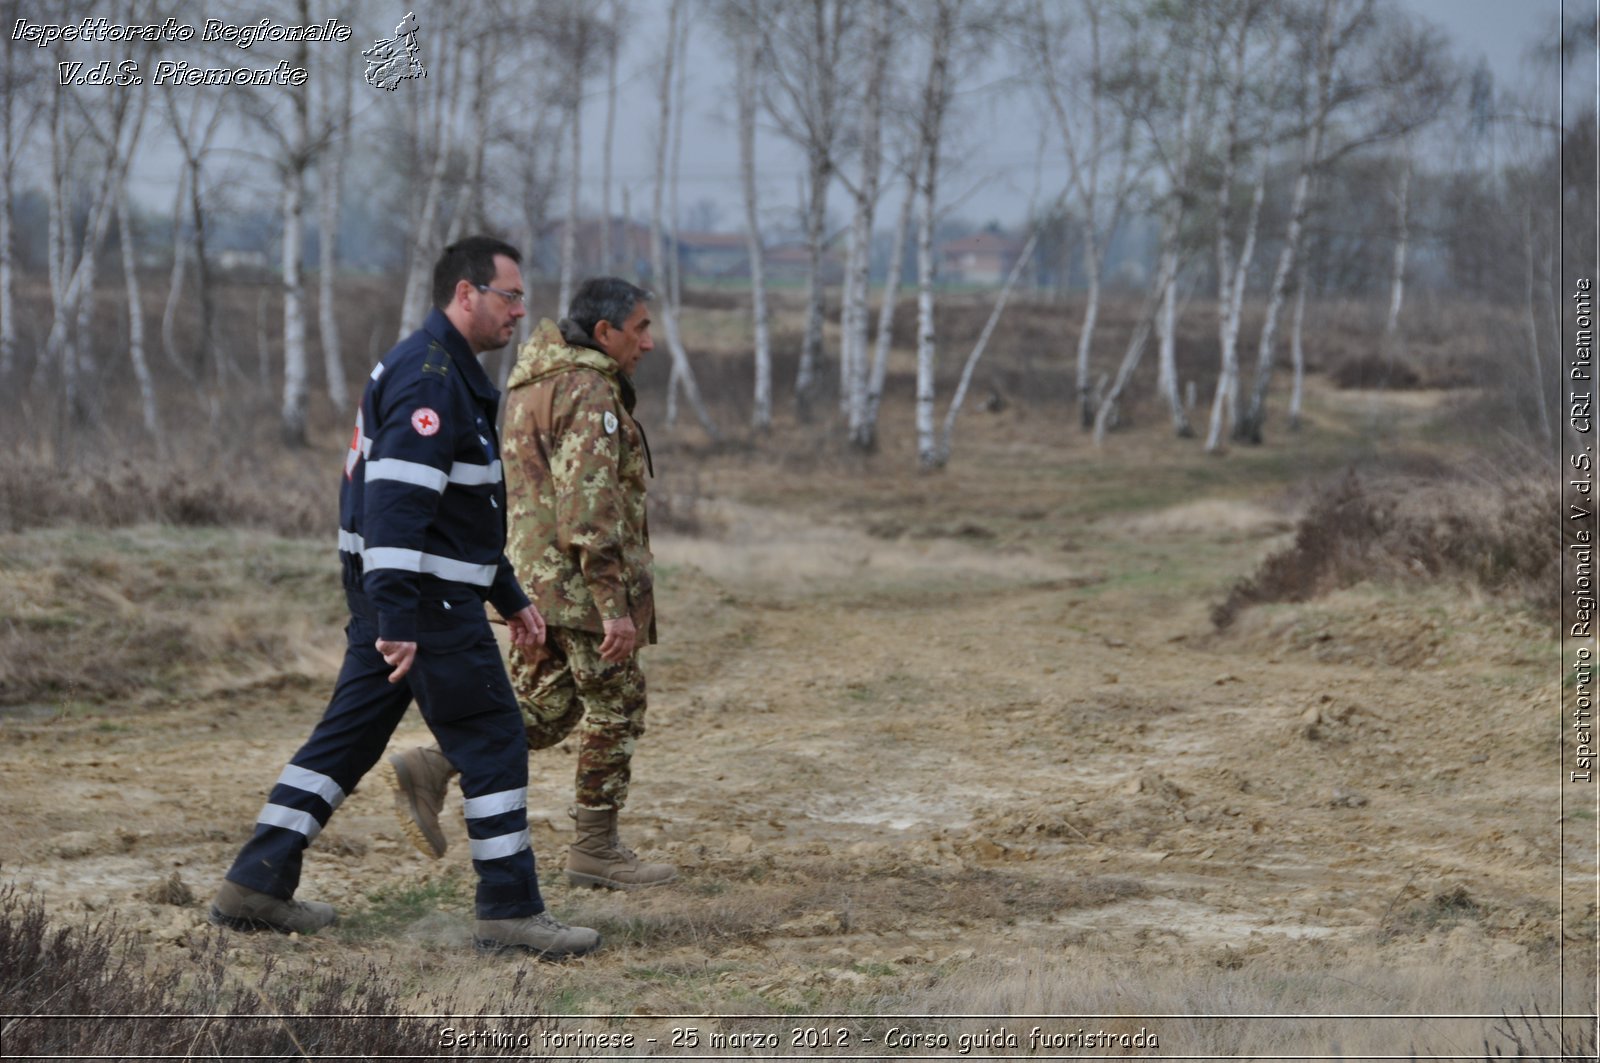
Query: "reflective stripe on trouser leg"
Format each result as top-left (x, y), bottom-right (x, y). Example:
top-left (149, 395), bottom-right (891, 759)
top-left (224, 614), bottom-right (411, 899)
top-left (408, 621), bottom-right (543, 920)
top-left (514, 627), bottom-right (647, 812)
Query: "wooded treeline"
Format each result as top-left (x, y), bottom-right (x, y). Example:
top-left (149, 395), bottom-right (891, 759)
top-left (0, 0), bottom-right (1590, 468)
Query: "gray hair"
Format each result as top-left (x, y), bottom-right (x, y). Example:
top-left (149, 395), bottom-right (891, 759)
top-left (567, 277), bottom-right (652, 338)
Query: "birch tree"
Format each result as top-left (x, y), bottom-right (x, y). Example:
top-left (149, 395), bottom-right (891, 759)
top-left (1093, 8), bottom-right (1208, 444)
top-left (762, 0), bottom-right (854, 420)
top-left (912, 0), bottom-right (955, 467)
top-left (159, 92), bottom-right (226, 388)
top-left (550, 1), bottom-right (614, 313)
top-left (649, 0), bottom-right (719, 440)
top-left (42, 32), bottom-right (150, 442)
top-left (1235, 0), bottom-right (1449, 444)
top-left (397, 17), bottom-right (469, 334)
top-left (859, 165), bottom-right (917, 450)
top-left (0, 0), bottom-right (44, 380)
top-left (1203, 0), bottom-right (1282, 452)
top-left (932, 227), bottom-right (1041, 465)
top-left (317, 23), bottom-right (358, 414)
top-left (600, 0), bottom-right (625, 273)
top-left (840, 0), bottom-right (890, 445)
top-left (722, 0), bottom-right (775, 431)
top-left (117, 192), bottom-right (158, 437)
top-left (1031, 0), bottom-right (1144, 429)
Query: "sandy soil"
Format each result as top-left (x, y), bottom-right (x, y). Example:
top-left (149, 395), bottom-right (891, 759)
top-left (0, 416), bottom-right (1589, 1055)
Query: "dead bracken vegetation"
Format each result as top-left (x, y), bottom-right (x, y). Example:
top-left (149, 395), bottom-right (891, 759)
top-left (0, 879), bottom-right (557, 1060)
top-left (1212, 469), bottom-right (1560, 630)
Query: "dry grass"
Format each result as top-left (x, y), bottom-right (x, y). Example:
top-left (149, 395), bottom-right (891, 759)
top-left (1212, 470), bottom-right (1560, 629)
top-left (878, 945), bottom-right (1586, 1058)
top-left (0, 279), bottom-right (1579, 1046)
top-left (0, 878), bottom-right (560, 1060)
top-left (0, 525), bottom-right (343, 709)
top-left (0, 451), bottom-right (330, 537)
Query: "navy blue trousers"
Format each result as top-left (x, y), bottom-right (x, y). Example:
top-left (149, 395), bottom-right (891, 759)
top-left (224, 593), bottom-right (543, 920)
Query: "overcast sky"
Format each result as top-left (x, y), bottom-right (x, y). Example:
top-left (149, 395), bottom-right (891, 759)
top-left (586, 0), bottom-right (1591, 233)
top-left (89, 0), bottom-right (1596, 232)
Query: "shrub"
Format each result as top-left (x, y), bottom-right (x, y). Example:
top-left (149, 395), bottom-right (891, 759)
top-left (1329, 353), bottom-right (1423, 389)
top-left (1212, 470), bottom-right (1560, 628)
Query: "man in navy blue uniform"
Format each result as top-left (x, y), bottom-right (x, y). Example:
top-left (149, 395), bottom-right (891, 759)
top-left (210, 236), bottom-right (600, 959)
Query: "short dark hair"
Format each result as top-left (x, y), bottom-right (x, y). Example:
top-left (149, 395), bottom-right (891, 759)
top-left (432, 236), bottom-right (521, 309)
top-left (568, 277), bottom-right (652, 337)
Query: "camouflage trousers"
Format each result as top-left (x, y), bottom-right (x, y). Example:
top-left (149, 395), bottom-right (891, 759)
top-left (510, 626), bottom-right (647, 812)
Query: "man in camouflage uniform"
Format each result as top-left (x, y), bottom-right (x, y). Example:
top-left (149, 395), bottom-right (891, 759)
top-left (387, 277), bottom-right (674, 890)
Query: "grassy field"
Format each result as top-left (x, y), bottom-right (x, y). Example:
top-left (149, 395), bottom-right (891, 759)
top-left (0, 288), bottom-right (1590, 1058)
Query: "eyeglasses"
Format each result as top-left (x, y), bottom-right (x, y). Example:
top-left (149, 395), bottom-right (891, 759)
top-left (475, 283), bottom-right (526, 306)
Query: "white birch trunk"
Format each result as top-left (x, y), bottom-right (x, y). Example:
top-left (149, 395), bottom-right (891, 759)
top-left (318, 141), bottom-right (348, 412)
top-left (935, 228), bottom-right (1039, 463)
top-left (915, 2), bottom-right (953, 468)
top-left (399, 24), bottom-right (460, 335)
top-left (117, 192), bottom-right (157, 436)
top-left (281, 160), bottom-right (308, 444)
top-left (844, 0), bottom-right (887, 440)
top-left (559, 104), bottom-right (581, 314)
top-left (860, 167), bottom-right (915, 449)
top-left (736, 20), bottom-right (772, 432)
top-left (1288, 265), bottom-right (1307, 431)
top-left (1237, 2), bottom-right (1334, 444)
top-left (1076, 256), bottom-right (1102, 428)
top-left (1523, 202), bottom-right (1554, 442)
top-left (1238, 165), bottom-right (1315, 443)
top-left (1155, 248), bottom-right (1179, 404)
top-left (159, 94), bottom-right (222, 383)
top-left (650, 0), bottom-right (717, 440)
top-left (1156, 263), bottom-right (1192, 437)
top-left (796, 150), bottom-right (829, 420)
top-left (838, 239), bottom-right (859, 417)
top-left (1091, 291), bottom-right (1161, 446)
top-left (43, 84), bottom-right (146, 429)
top-left (664, 8), bottom-right (690, 426)
top-left (600, 4), bottom-right (619, 273)
top-left (1093, 227), bottom-right (1181, 446)
top-left (40, 86), bottom-right (66, 398)
top-left (160, 164), bottom-right (193, 381)
top-left (1382, 136), bottom-right (1412, 355)
top-left (1206, 166), bottom-right (1267, 453)
top-left (445, 49), bottom-right (491, 246)
top-left (0, 68), bottom-right (17, 379)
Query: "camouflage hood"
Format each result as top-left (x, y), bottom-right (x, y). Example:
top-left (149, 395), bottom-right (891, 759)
top-left (507, 318), bottom-right (635, 412)
top-left (500, 317), bottom-right (655, 640)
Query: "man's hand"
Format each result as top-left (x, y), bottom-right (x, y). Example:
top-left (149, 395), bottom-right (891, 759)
top-left (375, 639), bottom-right (417, 683)
top-left (505, 604), bottom-right (547, 649)
top-left (598, 616), bottom-right (637, 663)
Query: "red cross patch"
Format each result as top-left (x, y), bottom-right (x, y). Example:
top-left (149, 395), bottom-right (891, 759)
top-left (410, 408), bottom-right (441, 436)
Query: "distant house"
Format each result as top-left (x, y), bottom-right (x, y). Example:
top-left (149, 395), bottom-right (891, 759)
top-left (675, 231), bottom-right (749, 278)
top-left (763, 241), bottom-right (844, 285)
top-left (215, 248), bottom-right (272, 275)
top-left (939, 230), bottom-right (1025, 286)
top-left (537, 217), bottom-right (655, 280)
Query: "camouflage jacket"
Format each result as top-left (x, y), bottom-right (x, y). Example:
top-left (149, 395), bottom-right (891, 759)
top-left (503, 319), bottom-right (655, 640)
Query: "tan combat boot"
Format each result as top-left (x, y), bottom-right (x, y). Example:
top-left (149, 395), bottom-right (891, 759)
top-left (475, 911), bottom-right (602, 959)
top-left (566, 806), bottom-right (677, 890)
top-left (384, 744), bottom-right (457, 859)
top-left (209, 880), bottom-right (337, 934)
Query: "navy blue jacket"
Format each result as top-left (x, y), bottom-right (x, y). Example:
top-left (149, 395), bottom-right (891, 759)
top-left (339, 308), bottom-right (530, 642)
